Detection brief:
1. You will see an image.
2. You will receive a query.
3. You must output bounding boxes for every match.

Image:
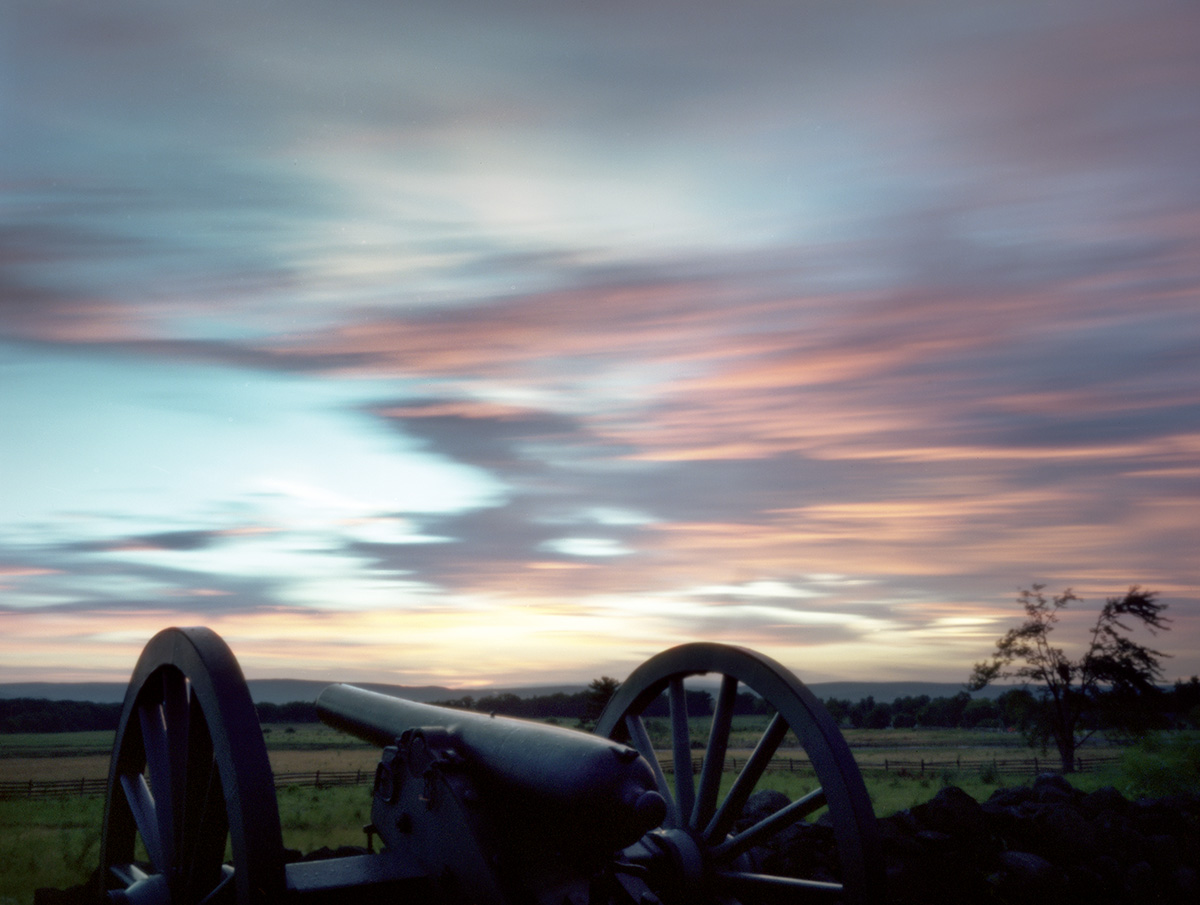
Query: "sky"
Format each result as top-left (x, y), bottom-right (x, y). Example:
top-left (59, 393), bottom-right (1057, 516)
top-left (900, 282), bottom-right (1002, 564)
top-left (2, 0), bottom-right (1199, 690)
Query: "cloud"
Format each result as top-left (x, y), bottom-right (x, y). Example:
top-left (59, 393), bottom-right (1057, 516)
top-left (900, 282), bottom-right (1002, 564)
top-left (2, 1), bottom-right (1199, 683)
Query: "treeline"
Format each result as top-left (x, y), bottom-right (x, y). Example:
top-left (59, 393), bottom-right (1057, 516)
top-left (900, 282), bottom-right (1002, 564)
top-left (437, 678), bottom-right (1200, 732)
top-left (824, 691), bottom-right (1014, 730)
top-left (826, 676), bottom-right (1200, 731)
top-left (0, 698), bottom-right (122, 733)
top-left (5, 677), bottom-right (1197, 734)
top-left (255, 701), bottom-right (319, 724)
top-left (432, 688), bottom-right (764, 722)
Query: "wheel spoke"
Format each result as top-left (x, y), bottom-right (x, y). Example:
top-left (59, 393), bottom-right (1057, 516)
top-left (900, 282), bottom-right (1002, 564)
top-left (692, 674), bottom-right (737, 831)
top-left (183, 696), bottom-right (229, 898)
top-left (668, 678), bottom-right (695, 825)
top-left (703, 711), bottom-right (789, 843)
top-left (712, 786), bottom-right (827, 861)
top-left (624, 713), bottom-right (677, 826)
top-left (162, 673), bottom-right (192, 849)
top-left (717, 869), bottom-right (843, 898)
top-left (121, 772), bottom-right (165, 870)
top-left (139, 689), bottom-right (177, 874)
top-left (195, 865), bottom-right (235, 905)
top-left (109, 864), bottom-right (150, 887)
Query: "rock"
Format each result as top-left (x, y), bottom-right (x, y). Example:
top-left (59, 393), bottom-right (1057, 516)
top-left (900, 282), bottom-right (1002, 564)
top-left (1032, 771), bottom-right (1077, 804)
top-left (879, 810), bottom-right (924, 860)
top-left (1123, 859), bottom-right (1158, 901)
top-left (300, 845), bottom-right (370, 861)
top-left (34, 883), bottom-right (101, 905)
top-left (742, 788), bottom-right (791, 822)
top-left (1133, 795), bottom-right (1192, 837)
top-left (910, 785), bottom-right (986, 838)
top-left (878, 781), bottom-right (1200, 904)
top-left (1081, 785), bottom-right (1131, 818)
top-left (1033, 800), bottom-right (1099, 862)
top-left (1172, 865), bottom-right (1199, 901)
top-left (1144, 833), bottom-right (1181, 873)
top-left (990, 850), bottom-right (1067, 899)
top-left (34, 871), bottom-right (102, 905)
top-left (986, 785), bottom-right (1033, 808)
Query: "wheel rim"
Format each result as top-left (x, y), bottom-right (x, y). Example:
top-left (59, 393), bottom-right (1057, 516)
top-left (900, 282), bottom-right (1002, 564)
top-left (100, 627), bottom-right (285, 905)
top-left (595, 643), bottom-right (883, 904)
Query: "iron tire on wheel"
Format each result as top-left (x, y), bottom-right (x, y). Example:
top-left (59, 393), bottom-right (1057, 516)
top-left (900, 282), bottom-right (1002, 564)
top-left (99, 627), bottom-right (285, 905)
top-left (595, 643), bottom-right (883, 904)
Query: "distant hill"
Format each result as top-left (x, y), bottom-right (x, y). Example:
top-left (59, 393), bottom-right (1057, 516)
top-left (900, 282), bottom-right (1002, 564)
top-left (0, 678), bottom-right (1015, 706)
top-left (0, 680), bottom-right (474, 706)
top-left (0, 682), bottom-right (130, 705)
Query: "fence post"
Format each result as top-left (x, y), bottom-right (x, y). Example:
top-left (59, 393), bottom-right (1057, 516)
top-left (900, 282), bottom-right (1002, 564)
top-left (920, 759), bottom-right (924, 776)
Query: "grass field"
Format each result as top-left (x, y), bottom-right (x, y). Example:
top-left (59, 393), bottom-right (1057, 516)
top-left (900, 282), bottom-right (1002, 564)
top-left (2, 724), bottom-right (1195, 905)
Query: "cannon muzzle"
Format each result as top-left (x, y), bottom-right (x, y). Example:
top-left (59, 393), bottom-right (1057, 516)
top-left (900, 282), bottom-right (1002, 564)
top-left (316, 683), bottom-right (666, 849)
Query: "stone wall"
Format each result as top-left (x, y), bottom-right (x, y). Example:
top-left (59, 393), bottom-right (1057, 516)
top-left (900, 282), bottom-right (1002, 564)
top-left (881, 774), bottom-right (1199, 904)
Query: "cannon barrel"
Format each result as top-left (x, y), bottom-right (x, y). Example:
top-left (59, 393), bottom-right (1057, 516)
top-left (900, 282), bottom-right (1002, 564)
top-left (316, 683), bottom-right (666, 845)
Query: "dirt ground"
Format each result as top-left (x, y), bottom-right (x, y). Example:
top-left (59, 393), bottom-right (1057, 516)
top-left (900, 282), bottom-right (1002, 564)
top-left (0, 747), bottom-right (382, 785)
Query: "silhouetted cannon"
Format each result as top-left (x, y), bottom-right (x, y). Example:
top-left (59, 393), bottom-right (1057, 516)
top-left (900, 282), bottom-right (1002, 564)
top-left (97, 627), bottom-right (882, 905)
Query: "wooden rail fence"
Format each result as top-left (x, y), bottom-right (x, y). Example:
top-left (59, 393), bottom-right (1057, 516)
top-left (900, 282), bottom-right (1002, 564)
top-left (663, 752), bottom-right (1121, 777)
top-left (866, 753), bottom-right (1122, 776)
top-left (1, 754), bottom-right (1121, 800)
top-left (0, 769), bottom-right (372, 800)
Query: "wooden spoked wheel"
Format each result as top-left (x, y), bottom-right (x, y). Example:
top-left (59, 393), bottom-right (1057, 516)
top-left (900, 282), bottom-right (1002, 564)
top-left (595, 643), bottom-right (883, 904)
top-left (99, 627), bottom-right (285, 905)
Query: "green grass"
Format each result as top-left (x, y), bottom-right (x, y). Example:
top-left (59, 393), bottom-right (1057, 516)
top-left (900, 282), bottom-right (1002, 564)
top-left (0, 796), bottom-right (104, 905)
top-left (3, 726), bottom-right (1193, 905)
top-left (258, 724), bottom-right (375, 752)
top-left (0, 763), bottom-right (1167, 905)
top-left (275, 785), bottom-right (374, 852)
top-left (0, 725), bottom-right (371, 760)
top-left (0, 732), bottom-right (114, 759)
top-left (1115, 730), bottom-right (1200, 798)
top-left (0, 786), bottom-right (376, 905)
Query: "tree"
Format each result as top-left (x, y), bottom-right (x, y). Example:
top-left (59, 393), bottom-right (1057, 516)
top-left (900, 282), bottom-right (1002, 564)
top-left (996, 688), bottom-right (1038, 731)
top-left (968, 584), bottom-right (1168, 771)
top-left (822, 698), bottom-right (852, 727)
top-left (959, 697), bottom-right (1000, 729)
top-left (582, 676), bottom-right (621, 725)
top-left (863, 702), bottom-right (893, 729)
top-left (917, 692), bottom-right (971, 728)
top-left (846, 695), bottom-right (877, 729)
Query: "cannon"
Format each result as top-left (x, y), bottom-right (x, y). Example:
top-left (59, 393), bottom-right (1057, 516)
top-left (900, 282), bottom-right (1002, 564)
top-left (98, 628), bottom-right (883, 905)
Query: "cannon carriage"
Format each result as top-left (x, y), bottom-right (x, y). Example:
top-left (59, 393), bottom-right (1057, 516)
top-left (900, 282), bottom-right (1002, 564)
top-left (98, 628), bottom-right (882, 905)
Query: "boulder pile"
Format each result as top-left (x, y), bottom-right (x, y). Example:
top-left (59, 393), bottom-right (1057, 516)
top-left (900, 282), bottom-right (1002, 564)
top-left (881, 774), bottom-right (1200, 904)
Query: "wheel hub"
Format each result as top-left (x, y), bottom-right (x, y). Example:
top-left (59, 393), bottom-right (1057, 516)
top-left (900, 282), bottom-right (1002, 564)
top-left (642, 829), bottom-right (709, 903)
